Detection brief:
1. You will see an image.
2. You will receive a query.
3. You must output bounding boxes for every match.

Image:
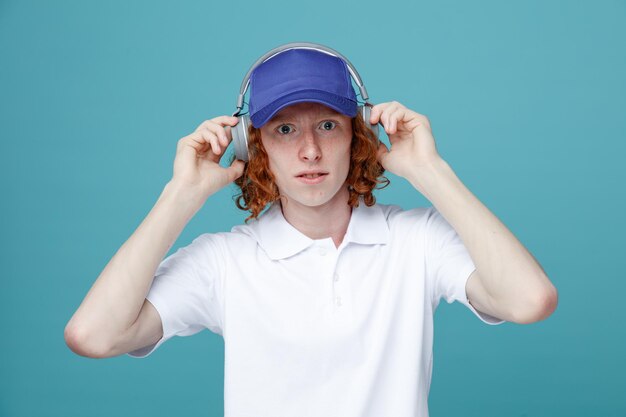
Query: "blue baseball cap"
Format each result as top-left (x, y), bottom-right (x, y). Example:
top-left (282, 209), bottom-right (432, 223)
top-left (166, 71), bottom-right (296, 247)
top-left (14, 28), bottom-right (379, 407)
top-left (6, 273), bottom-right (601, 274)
top-left (248, 49), bottom-right (358, 128)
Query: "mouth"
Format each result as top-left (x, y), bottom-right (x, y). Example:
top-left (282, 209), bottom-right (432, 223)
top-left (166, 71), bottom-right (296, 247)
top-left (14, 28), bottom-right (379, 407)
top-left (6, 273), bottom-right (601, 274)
top-left (295, 171), bottom-right (329, 184)
top-left (296, 173), bottom-right (328, 179)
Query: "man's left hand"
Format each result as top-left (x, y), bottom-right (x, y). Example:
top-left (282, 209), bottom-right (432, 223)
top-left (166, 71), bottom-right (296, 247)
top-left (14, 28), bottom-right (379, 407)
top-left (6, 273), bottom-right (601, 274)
top-left (369, 101), bottom-right (443, 179)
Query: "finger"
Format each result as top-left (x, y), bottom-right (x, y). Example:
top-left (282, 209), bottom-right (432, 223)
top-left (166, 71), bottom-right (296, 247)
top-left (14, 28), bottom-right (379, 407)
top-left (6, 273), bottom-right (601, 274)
top-left (379, 102), bottom-right (402, 130)
top-left (405, 112), bottom-right (430, 133)
top-left (204, 120), bottom-right (237, 146)
top-left (380, 107), bottom-right (393, 131)
top-left (178, 131), bottom-right (210, 154)
top-left (195, 116), bottom-right (239, 133)
top-left (369, 102), bottom-right (393, 125)
top-left (198, 128), bottom-right (223, 155)
top-left (179, 130), bottom-right (222, 159)
top-left (213, 115), bottom-right (240, 126)
top-left (385, 108), bottom-right (406, 134)
top-left (224, 124), bottom-right (235, 141)
top-left (213, 126), bottom-right (230, 148)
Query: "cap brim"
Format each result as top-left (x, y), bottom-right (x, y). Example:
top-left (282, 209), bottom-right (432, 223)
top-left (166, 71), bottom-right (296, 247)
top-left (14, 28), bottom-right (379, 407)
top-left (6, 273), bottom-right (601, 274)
top-left (250, 89), bottom-right (358, 128)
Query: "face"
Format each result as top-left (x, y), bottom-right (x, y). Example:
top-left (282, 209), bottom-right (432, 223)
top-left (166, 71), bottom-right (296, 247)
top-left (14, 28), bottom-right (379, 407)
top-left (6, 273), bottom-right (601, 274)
top-left (259, 102), bottom-right (353, 211)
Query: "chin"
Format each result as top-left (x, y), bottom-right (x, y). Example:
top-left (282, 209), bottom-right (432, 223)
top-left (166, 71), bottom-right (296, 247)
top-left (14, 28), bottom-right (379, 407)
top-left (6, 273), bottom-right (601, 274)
top-left (282, 196), bottom-right (330, 209)
top-left (287, 188), bottom-right (349, 209)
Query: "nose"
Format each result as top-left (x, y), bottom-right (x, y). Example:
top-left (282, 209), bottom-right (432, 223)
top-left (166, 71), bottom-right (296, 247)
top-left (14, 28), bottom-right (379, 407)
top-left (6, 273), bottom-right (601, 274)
top-left (298, 130), bottom-right (322, 162)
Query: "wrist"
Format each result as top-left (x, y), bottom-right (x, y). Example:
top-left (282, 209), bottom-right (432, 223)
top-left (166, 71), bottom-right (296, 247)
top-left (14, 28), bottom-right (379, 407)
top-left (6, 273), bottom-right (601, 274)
top-left (406, 156), bottom-right (449, 184)
top-left (158, 180), bottom-right (207, 219)
top-left (406, 157), bottom-right (455, 202)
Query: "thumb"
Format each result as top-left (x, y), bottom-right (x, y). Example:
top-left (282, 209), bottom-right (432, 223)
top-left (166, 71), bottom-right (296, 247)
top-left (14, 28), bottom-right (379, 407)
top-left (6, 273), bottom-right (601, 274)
top-left (226, 159), bottom-right (245, 182)
top-left (377, 142), bottom-right (389, 167)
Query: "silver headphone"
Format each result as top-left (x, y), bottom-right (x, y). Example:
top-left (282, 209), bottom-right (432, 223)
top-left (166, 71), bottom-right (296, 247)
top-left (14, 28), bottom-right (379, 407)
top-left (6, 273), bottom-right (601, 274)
top-left (230, 42), bottom-right (379, 162)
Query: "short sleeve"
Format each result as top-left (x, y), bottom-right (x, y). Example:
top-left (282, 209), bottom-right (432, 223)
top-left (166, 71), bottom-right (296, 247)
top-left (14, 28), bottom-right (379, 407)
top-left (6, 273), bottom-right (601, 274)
top-left (424, 207), bottom-right (505, 325)
top-left (127, 234), bottom-right (225, 358)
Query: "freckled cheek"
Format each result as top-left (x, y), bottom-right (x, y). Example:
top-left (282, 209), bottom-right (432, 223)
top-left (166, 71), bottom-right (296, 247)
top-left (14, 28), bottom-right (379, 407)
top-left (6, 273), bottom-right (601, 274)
top-left (323, 139), bottom-right (351, 156)
top-left (341, 157), bottom-right (351, 179)
top-left (265, 153), bottom-right (292, 189)
top-left (335, 148), bottom-right (351, 179)
top-left (266, 157), bottom-right (281, 179)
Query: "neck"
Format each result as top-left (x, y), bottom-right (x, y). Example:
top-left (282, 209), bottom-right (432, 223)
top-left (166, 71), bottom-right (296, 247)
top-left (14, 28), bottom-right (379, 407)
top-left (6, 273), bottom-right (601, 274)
top-left (279, 187), bottom-right (352, 248)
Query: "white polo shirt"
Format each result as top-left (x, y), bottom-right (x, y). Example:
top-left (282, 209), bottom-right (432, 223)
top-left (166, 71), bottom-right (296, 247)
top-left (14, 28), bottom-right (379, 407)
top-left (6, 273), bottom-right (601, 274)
top-left (128, 201), bottom-right (505, 417)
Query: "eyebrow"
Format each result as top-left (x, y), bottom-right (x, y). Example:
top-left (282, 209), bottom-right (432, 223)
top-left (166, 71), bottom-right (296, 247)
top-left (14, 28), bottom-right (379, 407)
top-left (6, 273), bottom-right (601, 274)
top-left (268, 111), bottom-right (342, 125)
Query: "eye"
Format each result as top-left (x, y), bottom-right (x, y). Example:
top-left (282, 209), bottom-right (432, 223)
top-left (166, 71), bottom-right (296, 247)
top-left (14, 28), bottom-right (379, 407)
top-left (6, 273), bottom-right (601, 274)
top-left (276, 124), bottom-right (295, 135)
top-left (320, 121), bottom-right (336, 131)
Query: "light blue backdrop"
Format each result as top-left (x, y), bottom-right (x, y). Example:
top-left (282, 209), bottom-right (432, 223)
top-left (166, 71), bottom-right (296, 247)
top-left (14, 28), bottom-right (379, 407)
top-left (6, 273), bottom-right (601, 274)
top-left (1, 1), bottom-right (624, 416)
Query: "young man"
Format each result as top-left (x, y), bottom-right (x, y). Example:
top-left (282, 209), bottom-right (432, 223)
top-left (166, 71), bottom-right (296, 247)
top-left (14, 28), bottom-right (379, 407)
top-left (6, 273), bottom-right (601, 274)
top-left (65, 47), bottom-right (557, 416)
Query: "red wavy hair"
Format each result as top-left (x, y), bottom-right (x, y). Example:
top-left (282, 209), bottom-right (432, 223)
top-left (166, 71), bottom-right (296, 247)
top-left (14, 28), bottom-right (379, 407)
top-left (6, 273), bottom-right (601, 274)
top-left (233, 111), bottom-right (389, 221)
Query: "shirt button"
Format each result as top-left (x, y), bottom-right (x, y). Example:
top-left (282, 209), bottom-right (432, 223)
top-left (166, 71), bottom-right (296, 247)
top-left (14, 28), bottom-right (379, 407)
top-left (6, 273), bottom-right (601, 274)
top-left (335, 296), bottom-right (342, 306)
top-left (318, 247), bottom-right (328, 256)
top-left (333, 273), bottom-right (340, 282)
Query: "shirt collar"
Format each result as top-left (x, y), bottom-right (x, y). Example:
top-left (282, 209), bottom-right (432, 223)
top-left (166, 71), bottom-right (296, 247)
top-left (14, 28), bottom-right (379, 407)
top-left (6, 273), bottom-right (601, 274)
top-left (244, 200), bottom-right (389, 260)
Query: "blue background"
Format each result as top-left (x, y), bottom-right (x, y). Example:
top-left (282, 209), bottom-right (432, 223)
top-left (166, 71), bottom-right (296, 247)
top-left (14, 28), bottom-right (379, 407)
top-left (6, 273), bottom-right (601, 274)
top-left (1, 0), bottom-right (625, 416)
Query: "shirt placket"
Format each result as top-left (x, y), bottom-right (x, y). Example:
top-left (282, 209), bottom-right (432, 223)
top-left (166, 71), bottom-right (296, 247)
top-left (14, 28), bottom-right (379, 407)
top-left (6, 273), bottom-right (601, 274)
top-left (314, 240), bottom-right (352, 323)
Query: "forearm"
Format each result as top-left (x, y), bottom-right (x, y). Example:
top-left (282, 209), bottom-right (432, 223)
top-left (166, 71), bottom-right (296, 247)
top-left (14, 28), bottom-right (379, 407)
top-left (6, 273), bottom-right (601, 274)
top-left (407, 158), bottom-right (554, 312)
top-left (65, 180), bottom-right (205, 352)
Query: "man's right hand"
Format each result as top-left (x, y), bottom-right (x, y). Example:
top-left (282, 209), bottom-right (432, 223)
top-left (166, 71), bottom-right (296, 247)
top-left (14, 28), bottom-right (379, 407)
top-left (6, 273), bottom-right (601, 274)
top-left (171, 115), bottom-right (245, 201)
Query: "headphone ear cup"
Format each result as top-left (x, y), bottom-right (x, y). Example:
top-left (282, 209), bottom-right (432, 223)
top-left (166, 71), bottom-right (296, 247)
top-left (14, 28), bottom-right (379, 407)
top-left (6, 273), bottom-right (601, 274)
top-left (359, 105), bottom-right (379, 141)
top-left (231, 114), bottom-right (251, 162)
